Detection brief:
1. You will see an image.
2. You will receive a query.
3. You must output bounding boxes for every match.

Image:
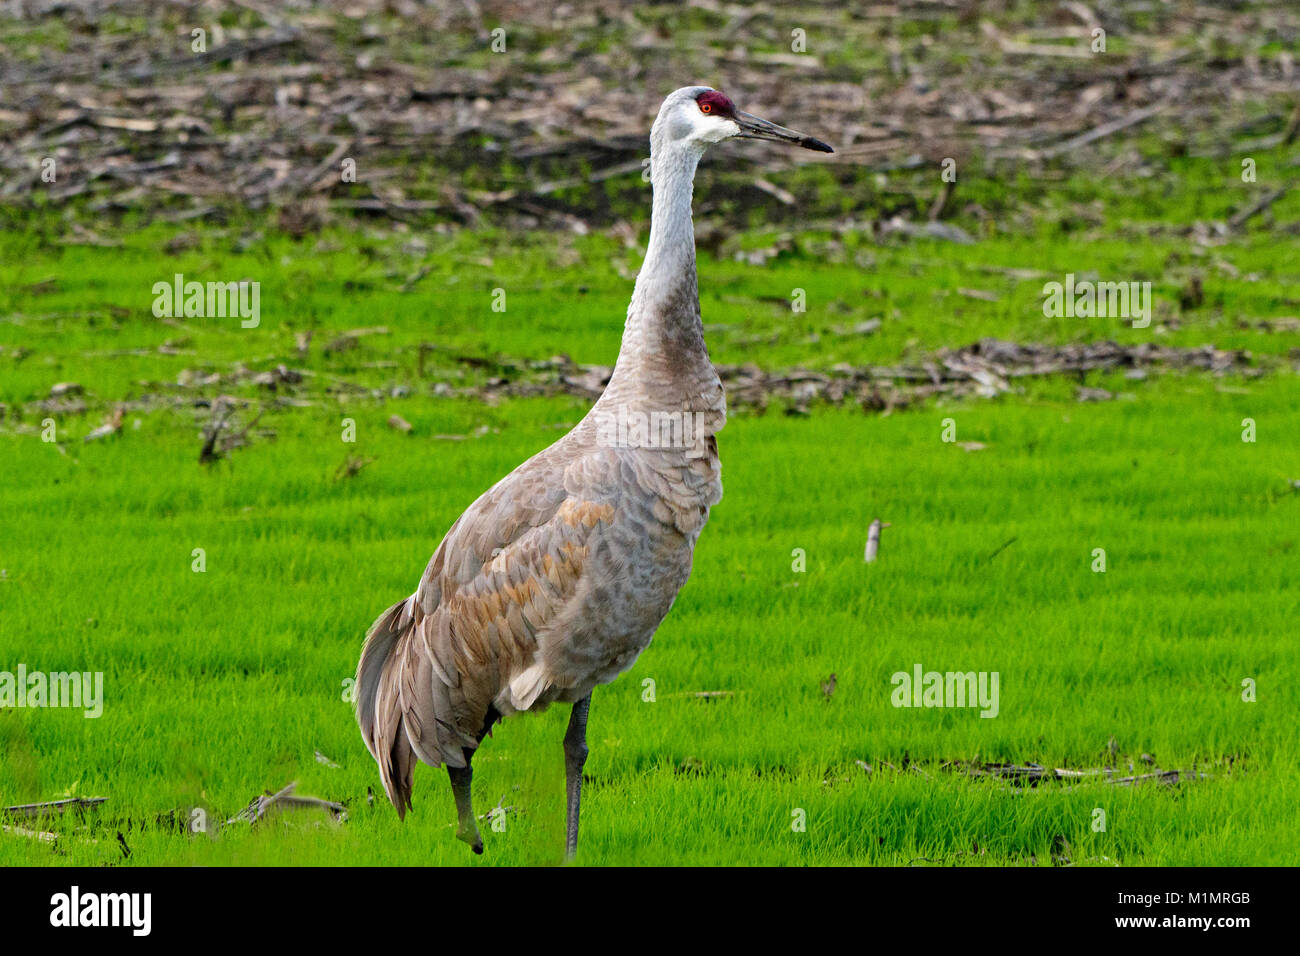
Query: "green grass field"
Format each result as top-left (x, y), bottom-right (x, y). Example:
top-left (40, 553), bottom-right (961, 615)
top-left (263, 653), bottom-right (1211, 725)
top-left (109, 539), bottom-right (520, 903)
top-left (1, 137), bottom-right (1298, 865)
top-left (0, 222), bottom-right (1294, 868)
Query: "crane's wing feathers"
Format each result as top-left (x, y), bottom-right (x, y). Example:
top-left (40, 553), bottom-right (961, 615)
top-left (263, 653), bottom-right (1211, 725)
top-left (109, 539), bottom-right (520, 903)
top-left (356, 442), bottom-right (620, 814)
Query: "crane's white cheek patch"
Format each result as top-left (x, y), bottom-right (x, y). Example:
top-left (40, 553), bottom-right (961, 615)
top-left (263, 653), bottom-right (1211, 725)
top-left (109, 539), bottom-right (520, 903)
top-left (684, 110), bottom-right (738, 145)
top-left (700, 119), bottom-right (739, 144)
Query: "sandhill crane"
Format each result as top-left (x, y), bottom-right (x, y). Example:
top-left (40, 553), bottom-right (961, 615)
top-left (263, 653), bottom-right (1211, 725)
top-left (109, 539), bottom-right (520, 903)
top-left (355, 86), bottom-right (831, 858)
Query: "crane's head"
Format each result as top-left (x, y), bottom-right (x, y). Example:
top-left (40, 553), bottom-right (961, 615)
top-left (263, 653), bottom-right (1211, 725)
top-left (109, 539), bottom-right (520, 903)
top-left (652, 86), bottom-right (833, 155)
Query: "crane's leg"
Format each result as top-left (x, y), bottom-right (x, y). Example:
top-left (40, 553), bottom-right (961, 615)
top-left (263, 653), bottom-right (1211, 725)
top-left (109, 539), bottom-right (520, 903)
top-left (448, 754), bottom-right (483, 855)
top-left (447, 707), bottom-right (499, 855)
top-left (563, 694), bottom-right (591, 860)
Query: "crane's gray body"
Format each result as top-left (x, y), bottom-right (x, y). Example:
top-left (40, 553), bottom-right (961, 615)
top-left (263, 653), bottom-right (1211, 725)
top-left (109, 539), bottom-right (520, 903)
top-left (355, 87), bottom-right (829, 851)
top-left (356, 88), bottom-right (726, 813)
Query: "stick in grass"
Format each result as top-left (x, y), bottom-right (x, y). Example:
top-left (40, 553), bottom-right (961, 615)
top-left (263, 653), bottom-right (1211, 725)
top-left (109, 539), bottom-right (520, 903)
top-left (864, 519), bottom-right (890, 562)
top-left (2, 796), bottom-right (107, 819)
top-left (987, 536), bottom-right (1018, 561)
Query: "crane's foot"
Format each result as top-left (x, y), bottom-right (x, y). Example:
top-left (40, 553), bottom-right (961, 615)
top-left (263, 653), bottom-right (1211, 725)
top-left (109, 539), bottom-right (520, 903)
top-left (448, 759), bottom-right (483, 855)
top-left (456, 824), bottom-right (484, 855)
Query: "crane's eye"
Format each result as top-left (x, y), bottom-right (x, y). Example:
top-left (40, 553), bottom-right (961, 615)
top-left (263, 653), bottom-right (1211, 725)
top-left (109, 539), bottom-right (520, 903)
top-left (699, 102), bottom-right (713, 114)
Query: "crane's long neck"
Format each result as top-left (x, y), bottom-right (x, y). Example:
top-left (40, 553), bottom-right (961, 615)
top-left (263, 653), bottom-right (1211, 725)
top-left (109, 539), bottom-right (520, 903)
top-left (602, 138), bottom-right (718, 410)
top-left (636, 141), bottom-right (701, 315)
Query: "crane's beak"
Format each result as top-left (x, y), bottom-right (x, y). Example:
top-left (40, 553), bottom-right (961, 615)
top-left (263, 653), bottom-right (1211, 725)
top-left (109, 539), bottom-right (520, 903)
top-left (734, 110), bottom-right (833, 153)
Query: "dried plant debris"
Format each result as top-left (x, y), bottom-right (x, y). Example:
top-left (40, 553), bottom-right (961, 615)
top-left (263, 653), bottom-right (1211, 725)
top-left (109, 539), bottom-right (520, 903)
top-left (1, 797), bottom-right (108, 852)
top-left (1, 796), bottom-right (108, 820)
top-left (226, 782), bottom-right (348, 826)
top-left (1, 1), bottom-right (1296, 231)
top-left (198, 398), bottom-right (266, 464)
top-left (335, 454), bottom-right (376, 480)
top-left (1, 788), bottom-right (352, 851)
top-left (472, 339), bottom-right (1260, 411)
top-left (0, 339), bottom-right (1267, 433)
top-left (1, 823), bottom-right (60, 843)
top-left (956, 761), bottom-right (1209, 788)
top-left (846, 759), bottom-right (1215, 792)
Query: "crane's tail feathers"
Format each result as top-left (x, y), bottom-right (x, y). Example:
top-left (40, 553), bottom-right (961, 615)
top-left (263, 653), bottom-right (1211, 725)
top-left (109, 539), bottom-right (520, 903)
top-left (355, 597), bottom-right (419, 818)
